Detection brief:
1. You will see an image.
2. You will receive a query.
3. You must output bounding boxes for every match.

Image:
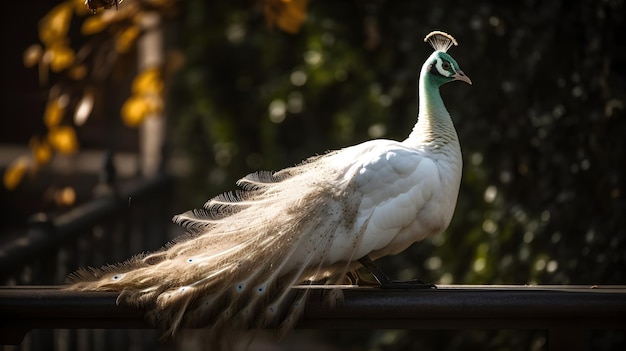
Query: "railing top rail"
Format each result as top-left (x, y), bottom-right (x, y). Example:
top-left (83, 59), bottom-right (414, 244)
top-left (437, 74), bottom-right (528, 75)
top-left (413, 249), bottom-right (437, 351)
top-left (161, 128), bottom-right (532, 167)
top-left (1, 285), bottom-right (625, 345)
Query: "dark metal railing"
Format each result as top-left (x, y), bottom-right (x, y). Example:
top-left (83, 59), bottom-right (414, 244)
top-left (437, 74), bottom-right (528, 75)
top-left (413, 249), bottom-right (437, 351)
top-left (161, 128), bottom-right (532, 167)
top-left (1, 285), bottom-right (625, 350)
top-left (0, 152), bottom-right (175, 350)
top-left (0, 168), bottom-right (173, 286)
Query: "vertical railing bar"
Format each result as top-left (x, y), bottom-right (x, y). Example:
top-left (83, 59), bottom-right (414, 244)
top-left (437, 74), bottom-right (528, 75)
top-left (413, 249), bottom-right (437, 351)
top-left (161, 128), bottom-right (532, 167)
top-left (138, 12), bottom-right (165, 177)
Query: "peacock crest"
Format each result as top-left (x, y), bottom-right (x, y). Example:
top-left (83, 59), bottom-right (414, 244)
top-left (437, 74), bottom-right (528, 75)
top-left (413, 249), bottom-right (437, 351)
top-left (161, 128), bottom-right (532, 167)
top-left (424, 30), bottom-right (458, 52)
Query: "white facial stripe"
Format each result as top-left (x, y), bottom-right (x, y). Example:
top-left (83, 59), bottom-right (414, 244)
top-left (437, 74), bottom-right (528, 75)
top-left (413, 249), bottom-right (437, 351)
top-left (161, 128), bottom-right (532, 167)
top-left (435, 57), bottom-right (454, 77)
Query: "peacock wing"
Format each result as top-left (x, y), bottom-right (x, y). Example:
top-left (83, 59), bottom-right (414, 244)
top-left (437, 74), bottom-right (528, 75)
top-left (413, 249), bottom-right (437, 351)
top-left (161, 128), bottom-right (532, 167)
top-left (325, 140), bottom-right (448, 263)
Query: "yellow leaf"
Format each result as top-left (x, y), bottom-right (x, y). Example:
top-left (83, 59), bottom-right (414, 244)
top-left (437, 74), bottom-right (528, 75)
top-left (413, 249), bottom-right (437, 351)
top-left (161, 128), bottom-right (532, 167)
top-left (121, 96), bottom-right (149, 127)
top-left (48, 126), bottom-right (79, 154)
top-left (68, 64), bottom-right (88, 80)
top-left (44, 99), bottom-right (65, 128)
top-left (116, 25), bottom-right (140, 53)
top-left (131, 68), bottom-right (163, 95)
top-left (39, 2), bottom-right (74, 45)
top-left (47, 43), bottom-right (75, 72)
top-left (23, 44), bottom-right (43, 68)
top-left (276, 0), bottom-right (308, 34)
top-left (55, 186), bottom-right (76, 206)
top-left (264, 0), bottom-right (308, 34)
top-left (31, 138), bottom-right (53, 166)
top-left (3, 157), bottom-right (30, 190)
top-left (81, 15), bottom-right (108, 35)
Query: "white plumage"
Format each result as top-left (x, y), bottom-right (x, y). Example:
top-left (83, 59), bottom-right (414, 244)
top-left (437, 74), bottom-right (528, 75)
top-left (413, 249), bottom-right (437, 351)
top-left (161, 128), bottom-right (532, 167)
top-left (68, 31), bottom-right (471, 342)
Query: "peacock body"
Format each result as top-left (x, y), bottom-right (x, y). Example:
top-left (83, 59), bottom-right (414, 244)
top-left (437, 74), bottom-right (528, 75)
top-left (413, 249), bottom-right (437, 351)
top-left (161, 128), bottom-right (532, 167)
top-left (68, 31), bottom-right (471, 341)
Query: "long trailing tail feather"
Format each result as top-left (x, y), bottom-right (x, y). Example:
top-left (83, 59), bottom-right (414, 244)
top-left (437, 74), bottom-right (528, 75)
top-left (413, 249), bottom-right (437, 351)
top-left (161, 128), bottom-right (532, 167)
top-left (66, 154), bottom-right (362, 341)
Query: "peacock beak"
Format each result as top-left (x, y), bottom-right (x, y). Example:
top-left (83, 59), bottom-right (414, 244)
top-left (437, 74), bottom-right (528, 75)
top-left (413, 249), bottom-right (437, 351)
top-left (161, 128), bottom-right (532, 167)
top-left (453, 70), bottom-right (472, 85)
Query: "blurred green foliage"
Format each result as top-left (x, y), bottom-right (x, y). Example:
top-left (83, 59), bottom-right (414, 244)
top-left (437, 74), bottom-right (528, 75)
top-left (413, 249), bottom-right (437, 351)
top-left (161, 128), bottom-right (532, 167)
top-left (170, 0), bottom-right (625, 349)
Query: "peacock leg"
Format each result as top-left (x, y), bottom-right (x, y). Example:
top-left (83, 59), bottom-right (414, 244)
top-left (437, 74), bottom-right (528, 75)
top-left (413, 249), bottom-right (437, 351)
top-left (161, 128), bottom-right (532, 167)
top-left (346, 269), bottom-right (379, 286)
top-left (358, 255), bottom-right (436, 289)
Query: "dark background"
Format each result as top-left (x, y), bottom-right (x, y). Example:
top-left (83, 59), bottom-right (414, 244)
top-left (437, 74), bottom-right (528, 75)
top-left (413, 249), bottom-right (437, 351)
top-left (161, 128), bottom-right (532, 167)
top-left (1, 0), bottom-right (625, 350)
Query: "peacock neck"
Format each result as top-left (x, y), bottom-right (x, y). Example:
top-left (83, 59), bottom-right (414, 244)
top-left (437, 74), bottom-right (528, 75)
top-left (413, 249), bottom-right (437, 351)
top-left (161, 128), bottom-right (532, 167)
top-left (405, 65), bottom-right (459, 150)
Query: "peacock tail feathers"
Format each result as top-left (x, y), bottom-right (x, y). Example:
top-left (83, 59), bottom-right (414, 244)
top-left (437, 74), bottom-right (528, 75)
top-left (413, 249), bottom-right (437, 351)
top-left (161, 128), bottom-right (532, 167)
top-left (67, 151), bottom-right (361, 338)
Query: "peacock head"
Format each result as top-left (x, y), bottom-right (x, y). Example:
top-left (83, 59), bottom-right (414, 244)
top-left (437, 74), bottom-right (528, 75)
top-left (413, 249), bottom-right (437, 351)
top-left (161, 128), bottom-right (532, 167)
top-left (423, 31), bottom-right (472, 86)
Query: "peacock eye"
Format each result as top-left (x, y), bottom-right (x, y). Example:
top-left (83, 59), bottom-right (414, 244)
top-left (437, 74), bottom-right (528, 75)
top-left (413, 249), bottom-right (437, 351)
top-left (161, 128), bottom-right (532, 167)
top-left (442, 61), bottom-right (451, 70)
